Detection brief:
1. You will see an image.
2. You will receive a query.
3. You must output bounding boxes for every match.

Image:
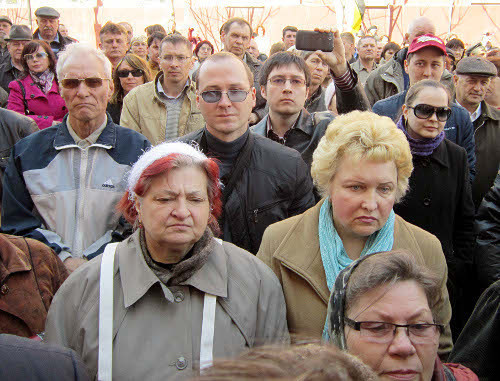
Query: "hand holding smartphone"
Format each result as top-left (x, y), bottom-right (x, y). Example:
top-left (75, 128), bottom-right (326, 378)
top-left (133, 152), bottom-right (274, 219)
top-left (295, 30), bottom-right (334, 52)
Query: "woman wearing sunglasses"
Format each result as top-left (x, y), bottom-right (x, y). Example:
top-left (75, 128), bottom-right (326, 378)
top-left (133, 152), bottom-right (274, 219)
top-left (107, 54), bottom-right (152, 124)
top-left (395, 79), bottom-right (475, 338)
top-left (7, 40), bottom-right (67, 130)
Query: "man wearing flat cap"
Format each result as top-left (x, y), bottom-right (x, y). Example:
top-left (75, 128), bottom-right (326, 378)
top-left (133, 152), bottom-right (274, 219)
top-left (0, 25), bottom-right (31, 97)
top-left (0, 16), bottom-right (12, 64)
top-left (33, 6), bottom-right (73, 54)
top-left (455, 57), bottom-right (500, 209)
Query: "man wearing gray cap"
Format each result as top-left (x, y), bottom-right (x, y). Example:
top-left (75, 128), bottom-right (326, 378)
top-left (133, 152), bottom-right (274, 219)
top-left (33, 6), bottom-right (73, 54)
top-left (454, 57), bottom-right (500, 209)
top-left (0, 16), bottom-right (12, 64)
top-left (0, 25), bottom-right (31, 94)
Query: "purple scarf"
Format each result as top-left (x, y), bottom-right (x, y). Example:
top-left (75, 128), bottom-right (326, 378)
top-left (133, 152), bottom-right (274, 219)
top-left (30, 69), bottom-right (54, 94)
top-left (396, 116), bottom-right (445, 156)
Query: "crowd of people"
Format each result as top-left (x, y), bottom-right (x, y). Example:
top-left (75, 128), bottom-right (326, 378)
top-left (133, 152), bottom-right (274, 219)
top-left (0, 5), bottom-right (499, 381)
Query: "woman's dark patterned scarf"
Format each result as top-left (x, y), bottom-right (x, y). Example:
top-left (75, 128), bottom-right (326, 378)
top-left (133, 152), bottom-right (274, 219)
top-left (326, 251), bottom-right (385, 349)
top-left (139, 228), bottom-right (214, 286)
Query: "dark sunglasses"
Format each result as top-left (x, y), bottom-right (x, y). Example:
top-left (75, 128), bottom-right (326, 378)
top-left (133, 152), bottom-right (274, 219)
top-left (408, 104), bottom-right (452, 122)
top-left (116, 69), bottom-right (144, 78)
top-left (24, 52), bottom-right (48, 61)
top-left (60, 77), bottom-right (109, 89)
top-left (200, 90), bottom-right (249, 103)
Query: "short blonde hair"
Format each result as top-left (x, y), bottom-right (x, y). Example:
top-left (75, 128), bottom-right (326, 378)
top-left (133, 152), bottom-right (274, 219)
top-left (311, 111), bottom-right (413, 201)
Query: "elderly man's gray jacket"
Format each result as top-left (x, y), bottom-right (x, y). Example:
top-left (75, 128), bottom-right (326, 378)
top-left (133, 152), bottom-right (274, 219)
top-left (45, 230), bottom-right (289, 380)
top-left (0, 114), bottom-right (151, 261)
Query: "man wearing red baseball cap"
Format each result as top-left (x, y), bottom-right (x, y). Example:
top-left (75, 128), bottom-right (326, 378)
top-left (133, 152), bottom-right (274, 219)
top-left (372, 33), bottom-right (476, 182)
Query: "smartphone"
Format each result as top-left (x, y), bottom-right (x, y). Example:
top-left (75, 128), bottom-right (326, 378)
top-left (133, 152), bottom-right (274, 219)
top-left (295, 30), bottom-right (334, 52)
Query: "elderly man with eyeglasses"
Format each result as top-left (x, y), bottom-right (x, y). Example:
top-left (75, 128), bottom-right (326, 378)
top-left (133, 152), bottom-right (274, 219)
top-left (0, 43), bottom-right (150, 273)
top-left (120, 33), bottom-right (204, 145)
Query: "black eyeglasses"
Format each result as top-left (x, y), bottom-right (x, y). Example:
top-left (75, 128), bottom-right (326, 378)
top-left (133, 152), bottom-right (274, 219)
top-left (116, 69), bottom-right (144, 78)
top-left (408, 104), bottom-right (452, 122)
top-left (60, 77), bottom-right (110, 89)
top-left (344, 317), bottom-right (444, 344)
top-left (24, 52), bottom-right (48, 61)
top-left (200, 90), bottom-right (250, 103)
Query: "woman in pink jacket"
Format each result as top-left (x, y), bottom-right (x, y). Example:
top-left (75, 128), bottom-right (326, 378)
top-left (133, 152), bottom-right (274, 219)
top-left (7, 40), bottom-right (67, 130)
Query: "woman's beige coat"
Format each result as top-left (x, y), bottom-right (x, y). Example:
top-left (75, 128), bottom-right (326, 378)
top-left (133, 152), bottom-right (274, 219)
top-left (45, 230), bottom-right (288, 380)
top-left (257, 201), bottom-right (453, 358)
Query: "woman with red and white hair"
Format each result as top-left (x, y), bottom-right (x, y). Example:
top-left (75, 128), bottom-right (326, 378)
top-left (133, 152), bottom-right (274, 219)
top-left (45, 142), bottom-right (289, 380)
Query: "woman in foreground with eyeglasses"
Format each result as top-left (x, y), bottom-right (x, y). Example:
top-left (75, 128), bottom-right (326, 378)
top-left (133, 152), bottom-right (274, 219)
top-left (326, 250), bottom-right (478, 381)
top-left (7, 40), bottom-right (67, 130)
top-left (394, 79), bottom-right (475, 339)
top-left (107, 54), bottom-right (152, 124)
top-left (257, 111), bottom-right (453, 359)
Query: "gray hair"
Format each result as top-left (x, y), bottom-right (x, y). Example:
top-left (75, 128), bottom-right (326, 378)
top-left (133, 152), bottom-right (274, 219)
top-left (56, 43), bottom-right (112, 81)
top-left (345, 250), bottom-right (441, 320)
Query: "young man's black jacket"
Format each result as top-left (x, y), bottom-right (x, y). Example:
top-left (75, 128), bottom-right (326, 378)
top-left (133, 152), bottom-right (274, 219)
top-left (179, 129), bottom-right (315, 254)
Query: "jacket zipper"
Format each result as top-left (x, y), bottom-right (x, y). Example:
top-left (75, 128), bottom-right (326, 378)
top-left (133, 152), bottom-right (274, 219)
top-left (252, 199), bottom-right (285, 223)
top-left (75, 148), bottom-right (89, 256)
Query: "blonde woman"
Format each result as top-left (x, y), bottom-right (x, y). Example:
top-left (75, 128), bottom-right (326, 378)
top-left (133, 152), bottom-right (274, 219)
top-left (257, 111), bottom-right (453, 358)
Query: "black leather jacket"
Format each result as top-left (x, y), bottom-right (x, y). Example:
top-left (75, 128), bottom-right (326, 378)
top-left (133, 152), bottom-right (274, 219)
top-left (252, 110), bottom-right (333, 169)
top-left (179, 129), bottom-right (316, 253)
top-left (0, 108), bottom-right (38, 177)
top-left (475, 169), bottom-right (500, 289)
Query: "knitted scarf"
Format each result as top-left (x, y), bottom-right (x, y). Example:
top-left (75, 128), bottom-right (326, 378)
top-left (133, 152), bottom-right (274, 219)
top-left (139, 228), bottom-right (214, 286)
top-left (318, 197), bottom-right (395, 340)
top-left (30, 69), bottom-right (54, 94)
top-left (396, 116), bottom-right (445, 157)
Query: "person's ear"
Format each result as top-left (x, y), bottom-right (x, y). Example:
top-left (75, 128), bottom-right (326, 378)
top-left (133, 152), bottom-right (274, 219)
top-left (196, 90), bottom-right (201, 108)
top-left (107, 79), bottom-right (114, 102)
top-left (250, 86), bottom-right (256, 107)
top-left (453, 74), bottom-right (459, 88)
top-left (135, 199), bottom-right (141, 216)
top-left (260, 84), bottom-right (267, 100)
top-left (402, 104), bottom-right (409, 119)
top-left (404, 59), bottom-right (409, 75)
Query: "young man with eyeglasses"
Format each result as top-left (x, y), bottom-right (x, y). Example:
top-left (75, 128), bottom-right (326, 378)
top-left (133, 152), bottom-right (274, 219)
top-left (120, 34), bottom-right (204, 145)
top-left (372, 34), bottom-right (477, 182)
top-left (252, 31), bottom-right (370, 169)
top-left (0, 43), bottom-right (150, 274)
top-left (179, 52), bottom-right (315, 254)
